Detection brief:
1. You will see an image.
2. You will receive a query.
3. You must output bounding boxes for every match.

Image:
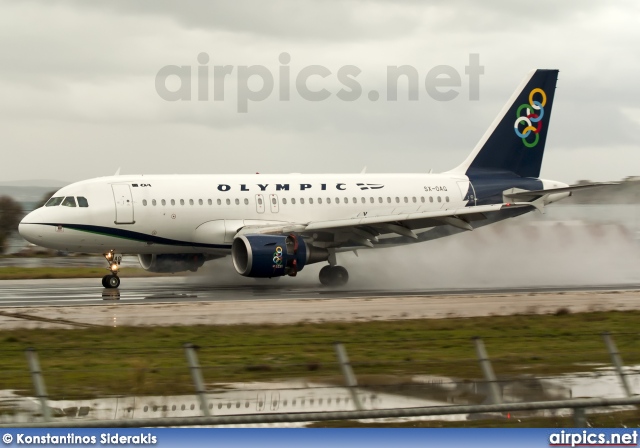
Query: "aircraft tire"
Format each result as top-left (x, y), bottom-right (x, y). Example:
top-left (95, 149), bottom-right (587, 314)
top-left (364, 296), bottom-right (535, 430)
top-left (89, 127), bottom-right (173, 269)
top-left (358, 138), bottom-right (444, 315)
top-left (319, 265), bottom-right (349, 287)
top-left (101, 275), bottom-right (110, 288)
top-left (107, 274), bottom-right (121, 289)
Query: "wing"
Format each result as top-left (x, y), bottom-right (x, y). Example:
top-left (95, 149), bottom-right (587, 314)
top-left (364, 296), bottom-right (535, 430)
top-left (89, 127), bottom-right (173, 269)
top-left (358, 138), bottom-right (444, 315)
top-left (237, 202), bottom-right (539, 250)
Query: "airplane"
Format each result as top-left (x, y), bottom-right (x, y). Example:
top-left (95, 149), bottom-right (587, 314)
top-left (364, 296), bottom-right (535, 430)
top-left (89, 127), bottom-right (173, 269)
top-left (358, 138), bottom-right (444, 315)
top-left (18, 69), bottom-right (603, 289)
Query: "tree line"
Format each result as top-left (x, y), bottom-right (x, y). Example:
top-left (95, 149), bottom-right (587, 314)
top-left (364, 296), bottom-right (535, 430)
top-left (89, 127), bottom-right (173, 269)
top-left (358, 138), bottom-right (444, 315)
top-left (0, 191), bottom-right (54, 254)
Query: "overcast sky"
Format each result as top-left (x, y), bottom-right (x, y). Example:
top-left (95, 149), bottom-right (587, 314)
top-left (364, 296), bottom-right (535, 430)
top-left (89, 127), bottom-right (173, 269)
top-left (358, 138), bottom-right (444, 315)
top-left (1, 0), bottom-right (639, 184)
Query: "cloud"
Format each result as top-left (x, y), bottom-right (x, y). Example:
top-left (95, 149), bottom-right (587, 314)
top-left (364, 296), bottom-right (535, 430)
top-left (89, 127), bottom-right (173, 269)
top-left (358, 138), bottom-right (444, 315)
top-left (0, 0), bottom-right (639, 182)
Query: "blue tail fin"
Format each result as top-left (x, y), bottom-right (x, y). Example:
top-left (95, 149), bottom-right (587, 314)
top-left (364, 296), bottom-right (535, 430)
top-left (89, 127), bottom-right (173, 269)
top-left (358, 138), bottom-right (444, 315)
top-left (451, 69), bottom-right (559, 178)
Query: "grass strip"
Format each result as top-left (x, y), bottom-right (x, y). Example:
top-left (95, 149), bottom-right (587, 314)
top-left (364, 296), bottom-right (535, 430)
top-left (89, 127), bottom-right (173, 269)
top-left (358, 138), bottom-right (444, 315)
top-left (0, 311), bottom-right (638, 399)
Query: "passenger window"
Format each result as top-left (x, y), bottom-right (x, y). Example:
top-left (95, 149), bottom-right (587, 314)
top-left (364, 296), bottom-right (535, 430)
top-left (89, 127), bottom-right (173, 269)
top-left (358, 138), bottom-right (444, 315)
top-left (327, 198), bottom-right (331, 204)
top-left (198, 199), bottom-right (203, 205)
top-left (161, 199), bottom-right (166, 206)
top-left (258, 198), bottom-right (263, 205)
top-left (335, 198), bottom-right (340, 204)
top-left (217, 199), bottom-right (222, 205)
top-left (208, 199), bottom-right (212, 205)
top-left (152, 199), bottom-right (156, 206)
top-left (61, 196), bottom-right (76, 207)
top-left (235, 198), bottom-right (240, 205)
top-left (412, 197), bottom-right (417, 203)
top-left (309, 198), bottom-right (314, 204)
top-left (318, 198), bottom-right (322, 204)
top-left (344, 197), bottom-right (348, 203)
top-left (271, 198), bottom-right (276, 205)
top-left (189, 199), bottom-right (194, 205)
top-left (171, 199), bottom-right (175, 205)
top-left (244, 198), bottom-right (249, 205)
top-left (300, 198), bottom-right (305, 204)
top-left (282, 198), bottom-right (287, 205)
top-left (378, 197), bottom-right (382, 203)
top-left (446, 196), bottom-right (450, 202)
top-left (437, 196), bottom-right (442, 203)
top-left (404, 197), bottom-right (408, 203)
top-left (77, 197), bottom-right (89, 207)
top-left (292, 198), bottom-right (296, 205)
top-left (369, 197), bottom-right (374, 203)
top-left (421, 197), bottom-right (425, 203)
top-left (361, 197), bottom-right (365, 203)
top-left (142, 199), bottom-right (147, 206)
top-left (352, 197), bottom-right (357, 203)
top-left (180, 199), bottom-right (185, 205)
top-left (45, 197), bottom-right (64, 207)
top-left (395, 197), bottom-right (400, 203)
top-left (429, 197), bottom-right (434, 203)
top-left (226, 199), bottom-right (231, 205)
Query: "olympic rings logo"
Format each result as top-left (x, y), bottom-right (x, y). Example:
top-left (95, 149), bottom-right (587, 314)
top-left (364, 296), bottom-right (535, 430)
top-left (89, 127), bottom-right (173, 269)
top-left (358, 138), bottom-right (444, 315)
top-left (514, 88), bottom-right (547, 148)
top-left (273, 246), bottom-right (283, 265)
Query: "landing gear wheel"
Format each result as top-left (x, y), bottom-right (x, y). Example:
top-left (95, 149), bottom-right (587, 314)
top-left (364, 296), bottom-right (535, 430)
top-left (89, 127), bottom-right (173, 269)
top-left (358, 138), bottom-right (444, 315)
top-left (108, 275), bottom-right (121, 289)
top-left (319, 265), bottom-right (349, 287)
top-left (102, 274), bottom-right (120, 289)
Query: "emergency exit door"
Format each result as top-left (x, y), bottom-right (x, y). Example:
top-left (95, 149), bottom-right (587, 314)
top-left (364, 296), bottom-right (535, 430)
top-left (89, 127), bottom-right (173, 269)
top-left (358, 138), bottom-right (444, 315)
top-left (111, 184), bottom-right (135, 224)
top-left (269, 194), bottom-right (279, 213)
top-left (255, 194), bottom-right (265, 213)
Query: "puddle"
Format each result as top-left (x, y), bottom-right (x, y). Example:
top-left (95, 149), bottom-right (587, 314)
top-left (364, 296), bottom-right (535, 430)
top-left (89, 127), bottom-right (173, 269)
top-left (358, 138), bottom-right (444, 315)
top-left (2, 366), bottom-right (639, 425)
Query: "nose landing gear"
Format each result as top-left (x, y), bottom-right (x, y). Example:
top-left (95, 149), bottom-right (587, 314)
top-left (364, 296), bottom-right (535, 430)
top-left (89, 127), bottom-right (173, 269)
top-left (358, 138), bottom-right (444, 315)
top-left (102, 250), bottom-right (121, 289)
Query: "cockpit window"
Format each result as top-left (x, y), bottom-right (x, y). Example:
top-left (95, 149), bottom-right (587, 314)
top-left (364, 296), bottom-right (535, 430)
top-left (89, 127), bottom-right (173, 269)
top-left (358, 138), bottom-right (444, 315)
top-left (45, 197), bottom-right (64, 207)
top-left (61, 196), bottom-right (77, 207)
top-left (77, 197), bottom-right (89, 207)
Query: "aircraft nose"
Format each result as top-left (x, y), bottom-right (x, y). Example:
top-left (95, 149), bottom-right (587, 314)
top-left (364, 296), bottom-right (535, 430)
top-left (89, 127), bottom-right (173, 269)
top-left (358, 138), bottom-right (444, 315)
top-left (18, 211), bottom-right (43, 244)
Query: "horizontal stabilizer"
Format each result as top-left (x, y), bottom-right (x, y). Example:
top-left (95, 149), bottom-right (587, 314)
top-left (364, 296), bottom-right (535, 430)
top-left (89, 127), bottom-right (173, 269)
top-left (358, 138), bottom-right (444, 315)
top-left (503, 182), bottom-right (619, 200)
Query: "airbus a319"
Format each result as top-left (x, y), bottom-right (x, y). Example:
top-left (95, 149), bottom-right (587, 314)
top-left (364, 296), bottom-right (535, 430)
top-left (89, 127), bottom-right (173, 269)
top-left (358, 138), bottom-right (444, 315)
top-left (19, 69), bottom-right (600, 288)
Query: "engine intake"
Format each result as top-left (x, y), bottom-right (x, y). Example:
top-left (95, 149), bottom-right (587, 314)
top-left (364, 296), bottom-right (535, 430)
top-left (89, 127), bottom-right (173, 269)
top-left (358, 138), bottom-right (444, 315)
top-left (232, 234), bottom-right (326, 278)
top-left (138, 254), bottom-right (205, 273)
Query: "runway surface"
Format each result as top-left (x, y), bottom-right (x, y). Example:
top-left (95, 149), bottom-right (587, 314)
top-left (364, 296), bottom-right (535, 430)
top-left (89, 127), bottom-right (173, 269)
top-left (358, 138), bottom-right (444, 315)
top-left (2, 276), bottom-right (640, 307)
top-left (1, 277), bottom-right (640, 329)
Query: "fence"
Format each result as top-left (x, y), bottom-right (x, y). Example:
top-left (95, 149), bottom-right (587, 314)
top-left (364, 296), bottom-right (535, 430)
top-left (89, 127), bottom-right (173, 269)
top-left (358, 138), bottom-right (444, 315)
top-left (0, 332), bottom-right (638, 428)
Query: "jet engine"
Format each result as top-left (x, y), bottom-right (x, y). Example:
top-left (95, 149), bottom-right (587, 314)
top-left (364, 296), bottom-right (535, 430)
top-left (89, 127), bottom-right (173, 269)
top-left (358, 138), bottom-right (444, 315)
top-left (232, 234), bottom-right (327, 278)
top-left (138, 254), bottom-right (205, 273)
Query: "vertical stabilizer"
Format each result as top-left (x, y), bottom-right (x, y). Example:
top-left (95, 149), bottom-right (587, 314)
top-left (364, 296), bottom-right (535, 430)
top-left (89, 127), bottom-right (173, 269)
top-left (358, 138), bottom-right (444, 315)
top-left (449, 69), bottom-right (559, 178)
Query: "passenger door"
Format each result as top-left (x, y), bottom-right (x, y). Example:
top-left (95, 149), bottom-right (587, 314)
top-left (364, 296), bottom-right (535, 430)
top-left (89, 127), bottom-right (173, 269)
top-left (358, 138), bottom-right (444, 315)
top-left (111, 184), bottom-right (135, 224)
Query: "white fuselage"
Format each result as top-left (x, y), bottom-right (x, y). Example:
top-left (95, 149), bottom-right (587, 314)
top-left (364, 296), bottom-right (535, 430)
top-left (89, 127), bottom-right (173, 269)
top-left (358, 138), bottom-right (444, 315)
top-left (19, 173), bottom-right (477, 255)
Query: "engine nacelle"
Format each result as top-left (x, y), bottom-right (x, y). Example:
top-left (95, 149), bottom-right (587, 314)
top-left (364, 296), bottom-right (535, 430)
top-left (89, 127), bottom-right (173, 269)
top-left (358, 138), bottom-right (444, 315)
top-left (232, 234), bottom-right (325, 278)
top-left (138, 254), bottom-right (205, 273)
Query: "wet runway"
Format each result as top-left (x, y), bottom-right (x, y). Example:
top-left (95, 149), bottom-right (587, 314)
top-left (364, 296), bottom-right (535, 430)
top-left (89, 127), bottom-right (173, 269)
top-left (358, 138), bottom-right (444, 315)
top-left (1, 277), bottom-right (640, 329)
top-left (1, 276), bottom-right (640, 308)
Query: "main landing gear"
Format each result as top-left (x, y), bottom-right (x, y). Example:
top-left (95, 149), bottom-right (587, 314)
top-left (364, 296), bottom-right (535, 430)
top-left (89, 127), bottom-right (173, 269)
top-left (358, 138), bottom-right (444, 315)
top-left (101, 250), bottom-right (121, 289)
top-left (319, 265), bottom-right (349, 287)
